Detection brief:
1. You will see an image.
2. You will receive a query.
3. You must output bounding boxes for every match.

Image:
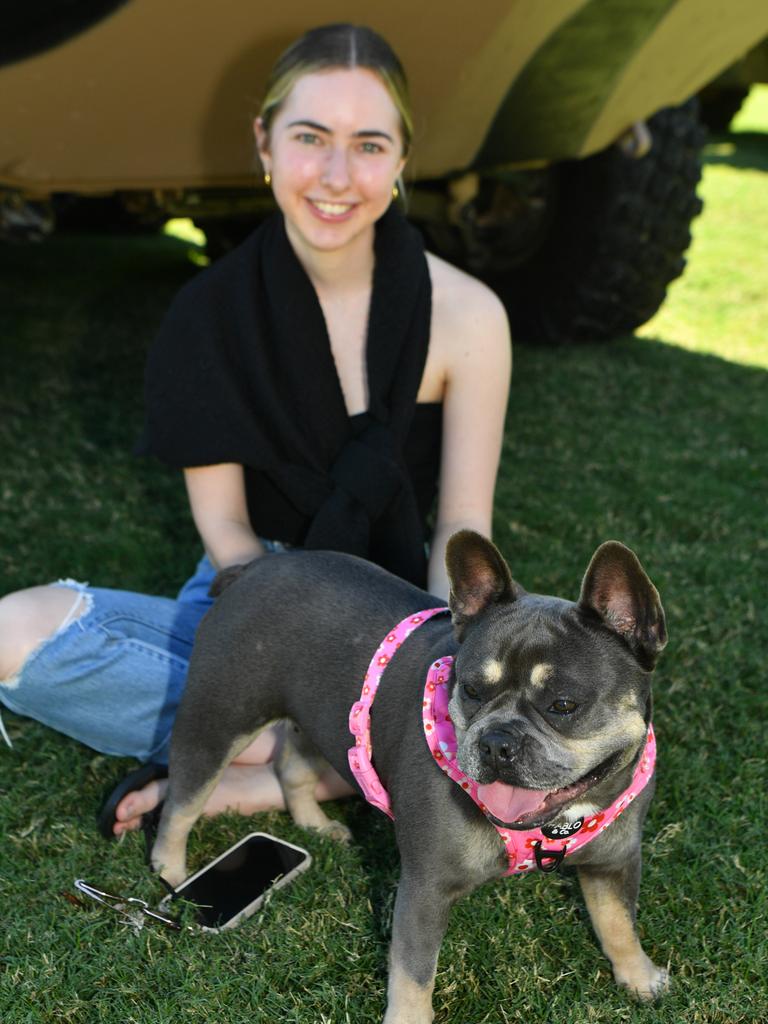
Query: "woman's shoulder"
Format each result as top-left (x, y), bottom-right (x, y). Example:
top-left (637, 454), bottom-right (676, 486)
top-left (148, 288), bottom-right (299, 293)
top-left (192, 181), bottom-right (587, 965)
top-left (426, 252), bottom-right (511, 359)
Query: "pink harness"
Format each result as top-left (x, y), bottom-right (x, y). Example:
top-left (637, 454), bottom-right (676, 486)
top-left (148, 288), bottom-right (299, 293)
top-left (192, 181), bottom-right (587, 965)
top-left (348, 608), bottom-right (656, 874)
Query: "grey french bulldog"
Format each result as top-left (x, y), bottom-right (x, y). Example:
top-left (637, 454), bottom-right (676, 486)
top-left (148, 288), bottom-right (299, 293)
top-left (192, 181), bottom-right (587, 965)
top-left (152, 530), bottom-right (669, 1023)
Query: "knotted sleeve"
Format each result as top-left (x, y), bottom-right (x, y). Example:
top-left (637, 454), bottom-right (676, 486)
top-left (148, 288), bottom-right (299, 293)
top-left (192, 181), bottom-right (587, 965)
top-left (303, 422), bottom-right (403, 556)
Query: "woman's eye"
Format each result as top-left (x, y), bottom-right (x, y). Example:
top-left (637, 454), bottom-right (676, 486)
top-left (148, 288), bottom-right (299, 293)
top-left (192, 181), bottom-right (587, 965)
top-left (296, 132), bottom-right (320, 145)
top-left (360, 141), bottom-right (383, 154)
top-left (548, 698), bottom-right (579, 716)
top-left (463, 684), bottom-right (481, 702)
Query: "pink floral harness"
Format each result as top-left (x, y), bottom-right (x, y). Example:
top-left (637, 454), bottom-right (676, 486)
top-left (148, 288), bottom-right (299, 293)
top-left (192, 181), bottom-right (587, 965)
top-left (348, 608), bottom-right (656, 875)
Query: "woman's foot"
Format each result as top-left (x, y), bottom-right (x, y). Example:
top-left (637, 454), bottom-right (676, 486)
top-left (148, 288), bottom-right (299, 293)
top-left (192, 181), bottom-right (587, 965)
top-left (113, 762), bottom-right (290, 835)
top-left (111, 721), bottom-right (354, 836)
top-left (98, 762), bottom-right (168, 839)
top-left (110, 722), bottom-right (288, 836)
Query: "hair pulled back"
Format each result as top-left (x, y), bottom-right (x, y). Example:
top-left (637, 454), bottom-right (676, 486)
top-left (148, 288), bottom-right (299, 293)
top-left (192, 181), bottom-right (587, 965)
top-left (259, 24), bottom-right (413, 155)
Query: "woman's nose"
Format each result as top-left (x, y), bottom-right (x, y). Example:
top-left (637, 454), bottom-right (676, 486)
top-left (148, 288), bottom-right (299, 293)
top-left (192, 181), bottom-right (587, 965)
top-left (321, 147), bottom-right (351, 191)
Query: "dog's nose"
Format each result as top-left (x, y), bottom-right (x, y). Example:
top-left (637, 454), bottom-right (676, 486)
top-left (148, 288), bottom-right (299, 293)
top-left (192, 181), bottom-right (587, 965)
top-left (479, 729), bottom-right (519, 770)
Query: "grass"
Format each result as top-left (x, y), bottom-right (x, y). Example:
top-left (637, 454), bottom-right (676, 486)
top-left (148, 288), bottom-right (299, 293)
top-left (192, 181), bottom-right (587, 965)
top-left (637, 85), bottom-right (768, 366)
top-left (1, 88), bottom-right (767, 1023)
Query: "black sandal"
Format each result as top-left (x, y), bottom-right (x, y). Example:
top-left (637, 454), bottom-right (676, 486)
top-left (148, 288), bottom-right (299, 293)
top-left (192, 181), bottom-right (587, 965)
top-left (97, 762), bottom-right (169, 852)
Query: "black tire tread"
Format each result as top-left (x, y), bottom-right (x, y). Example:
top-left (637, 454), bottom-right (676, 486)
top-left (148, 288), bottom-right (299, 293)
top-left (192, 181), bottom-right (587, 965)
top-left (504, 99), bottom-right (705, 345)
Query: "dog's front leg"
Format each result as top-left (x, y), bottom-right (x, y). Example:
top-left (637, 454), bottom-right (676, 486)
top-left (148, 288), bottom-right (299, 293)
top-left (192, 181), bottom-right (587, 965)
top-left (578, 858), bottom-right (669, 1000)
top-left (383, 870), bottom-right (453, 1024)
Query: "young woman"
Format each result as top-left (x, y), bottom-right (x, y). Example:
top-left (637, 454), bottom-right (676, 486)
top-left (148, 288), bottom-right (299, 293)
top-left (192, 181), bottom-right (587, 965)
top-left (0, 24), bottom-right (511, 836)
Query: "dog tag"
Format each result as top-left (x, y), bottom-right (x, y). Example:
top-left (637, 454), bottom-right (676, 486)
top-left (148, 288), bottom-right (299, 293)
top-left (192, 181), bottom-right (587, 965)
top-left (541, 817), bottom-right (584, 840)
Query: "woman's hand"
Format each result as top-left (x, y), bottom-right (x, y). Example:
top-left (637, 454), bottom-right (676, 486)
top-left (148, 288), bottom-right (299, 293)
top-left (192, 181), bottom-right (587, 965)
top-left (424, 256), bottom-right (512, 600)
top-left (184, 463), bottom-right (265, 569)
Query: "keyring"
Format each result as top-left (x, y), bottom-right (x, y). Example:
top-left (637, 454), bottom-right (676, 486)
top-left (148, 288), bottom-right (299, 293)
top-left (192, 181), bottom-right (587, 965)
top-left (73, 879), bottom-right (184, 933)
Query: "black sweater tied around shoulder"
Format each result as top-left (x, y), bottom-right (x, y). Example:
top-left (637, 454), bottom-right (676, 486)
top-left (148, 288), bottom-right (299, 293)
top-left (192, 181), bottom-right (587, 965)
top-left (139, 206), bottom-right (434, 587)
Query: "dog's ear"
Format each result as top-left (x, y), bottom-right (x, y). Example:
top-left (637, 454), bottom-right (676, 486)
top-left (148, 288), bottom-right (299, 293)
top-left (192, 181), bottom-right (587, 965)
top-left (579, 542), bottom-right (668, 669)
top-left (446, 531), bottom-right (520, 638)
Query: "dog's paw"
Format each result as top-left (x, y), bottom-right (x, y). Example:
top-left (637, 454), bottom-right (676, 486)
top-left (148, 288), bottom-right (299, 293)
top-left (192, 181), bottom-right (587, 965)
top-left (150, 853), bottom-right (187, 890)
top-left (616, 958), bottom-right (670, 1001)
top-left (318, 820), bottom-right (352, 844)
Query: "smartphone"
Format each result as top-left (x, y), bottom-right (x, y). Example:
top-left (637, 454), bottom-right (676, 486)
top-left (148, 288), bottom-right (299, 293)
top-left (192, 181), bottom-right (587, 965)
top-left (159, 832), bottom-right (311, 932)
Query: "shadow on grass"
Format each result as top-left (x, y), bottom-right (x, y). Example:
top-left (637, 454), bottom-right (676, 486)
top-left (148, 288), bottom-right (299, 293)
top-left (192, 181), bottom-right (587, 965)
top-left (703, 128), bottom-right (768, 170)
top-left (2, 229), bottom-right (765, 688)
top-left (1, 230), bottom-right (766, 1022)
top-left (0, 230), bottom-right (202, 592)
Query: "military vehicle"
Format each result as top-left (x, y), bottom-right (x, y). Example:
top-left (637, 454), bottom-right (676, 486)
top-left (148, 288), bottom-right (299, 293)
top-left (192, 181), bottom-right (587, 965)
top-left (699, 36), bottom-right (768, 130)
top-left (2, 1), bottom-right (767, 343)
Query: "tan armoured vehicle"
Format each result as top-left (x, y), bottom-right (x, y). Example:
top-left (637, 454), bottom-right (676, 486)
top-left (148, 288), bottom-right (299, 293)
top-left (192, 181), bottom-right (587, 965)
top-left (2, 1), bottom-right (768, 343)
top-left (699, 36), bottom-right (768, 129)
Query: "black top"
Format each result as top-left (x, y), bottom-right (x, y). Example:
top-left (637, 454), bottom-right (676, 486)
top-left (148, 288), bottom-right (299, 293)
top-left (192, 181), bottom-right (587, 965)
top-left (139, 208), bottom-right (442, 586)
top-left (243, 405), bottom-right (442, 546)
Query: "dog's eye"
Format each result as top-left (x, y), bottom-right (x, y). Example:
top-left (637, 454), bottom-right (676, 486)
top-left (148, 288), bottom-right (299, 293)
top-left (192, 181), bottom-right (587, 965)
top-left (462, 683), bottom-right (481, 702)
top-left (548, 698), bottom-right (579, 715)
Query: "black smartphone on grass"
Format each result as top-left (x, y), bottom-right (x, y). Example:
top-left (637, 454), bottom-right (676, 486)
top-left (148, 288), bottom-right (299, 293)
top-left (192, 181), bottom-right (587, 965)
top-left (160, 832), bottom-right (311, 932)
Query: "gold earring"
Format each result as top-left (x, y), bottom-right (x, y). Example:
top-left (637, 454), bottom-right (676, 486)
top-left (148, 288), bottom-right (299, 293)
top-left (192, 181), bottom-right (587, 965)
top-left (392, 184), bottom-right (399, 199)
top-left (264, 172), bottom-right (272, 187)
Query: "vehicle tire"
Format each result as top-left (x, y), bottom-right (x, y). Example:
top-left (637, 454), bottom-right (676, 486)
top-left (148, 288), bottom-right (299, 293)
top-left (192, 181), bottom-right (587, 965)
top-left (2, 2), bottom-right (130, 67)
top-left (498, 98), bottom-right (705, 345)
top-left (698, 85), bottom-right (750, 132)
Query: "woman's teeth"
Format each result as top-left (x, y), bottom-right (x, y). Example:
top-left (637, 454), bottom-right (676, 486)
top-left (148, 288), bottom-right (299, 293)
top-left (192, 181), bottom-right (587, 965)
top-left (313, 201), bottom-right (353, 215)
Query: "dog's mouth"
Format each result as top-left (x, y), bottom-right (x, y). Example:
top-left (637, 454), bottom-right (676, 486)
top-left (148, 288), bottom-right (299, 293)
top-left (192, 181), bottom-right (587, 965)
top-left (476, 750), bottom-right (621, 830)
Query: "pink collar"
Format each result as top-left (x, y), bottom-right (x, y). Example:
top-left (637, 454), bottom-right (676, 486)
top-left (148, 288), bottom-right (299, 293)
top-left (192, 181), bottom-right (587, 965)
top-left (348, 609), bottom-right (656, 875)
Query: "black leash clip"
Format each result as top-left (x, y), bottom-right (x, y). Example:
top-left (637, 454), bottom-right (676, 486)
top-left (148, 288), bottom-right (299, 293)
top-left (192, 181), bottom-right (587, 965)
top-left (532, 840), bottom-right (567, 873)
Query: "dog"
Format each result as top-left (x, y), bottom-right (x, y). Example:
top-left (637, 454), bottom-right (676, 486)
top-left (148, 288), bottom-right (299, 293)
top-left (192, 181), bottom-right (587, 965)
top-left (152, 530), bottom-right (669, 1022)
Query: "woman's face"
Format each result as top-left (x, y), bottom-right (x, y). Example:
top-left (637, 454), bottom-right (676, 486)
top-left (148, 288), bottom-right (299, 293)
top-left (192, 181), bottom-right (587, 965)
top-left (255, 67), bottom-right (406, 261)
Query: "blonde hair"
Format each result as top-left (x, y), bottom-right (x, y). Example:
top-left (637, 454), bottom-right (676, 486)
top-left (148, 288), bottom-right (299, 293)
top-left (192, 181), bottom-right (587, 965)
top-left (259, 24), bottom-right (413, 157)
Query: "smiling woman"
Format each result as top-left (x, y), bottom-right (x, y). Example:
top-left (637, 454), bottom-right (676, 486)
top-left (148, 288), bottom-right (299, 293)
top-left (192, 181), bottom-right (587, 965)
top-left (0, 23), bottom-right (511, 846)
top-left (254, 67), bottom-right (407, 268)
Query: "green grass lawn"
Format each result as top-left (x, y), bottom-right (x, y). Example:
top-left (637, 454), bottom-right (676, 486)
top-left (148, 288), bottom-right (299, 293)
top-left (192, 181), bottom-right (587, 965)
top-left (1, 91), bottom-right (767, 1023)
top-left (637, 85), bottom-right (768, 368)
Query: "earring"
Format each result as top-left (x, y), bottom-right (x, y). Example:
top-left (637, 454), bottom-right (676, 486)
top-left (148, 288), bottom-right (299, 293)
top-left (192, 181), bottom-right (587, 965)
top-left (392, 184), bottom-right (399, 199)
top-left (264, 172), bottom-right (272, 187)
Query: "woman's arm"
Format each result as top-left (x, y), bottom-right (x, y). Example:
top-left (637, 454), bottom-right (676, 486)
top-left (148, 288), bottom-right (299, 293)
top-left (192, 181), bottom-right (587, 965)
top-left (184, 463), bottom-right (265, 570)
top-left (426, 264), bottom-right (512, 600)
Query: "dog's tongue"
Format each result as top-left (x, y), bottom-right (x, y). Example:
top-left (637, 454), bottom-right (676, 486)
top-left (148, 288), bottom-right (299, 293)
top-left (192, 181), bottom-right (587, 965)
top-left (476, 781), bottom-right (549, 823)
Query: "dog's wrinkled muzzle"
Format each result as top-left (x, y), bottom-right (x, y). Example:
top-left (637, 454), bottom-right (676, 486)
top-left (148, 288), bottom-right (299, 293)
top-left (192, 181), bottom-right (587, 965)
top-left (478, 727), bottom-right (521, 771)
top-left (477, 725), bottom-right (548, 779)
top-left (475, 726), bottom-right (598, 827)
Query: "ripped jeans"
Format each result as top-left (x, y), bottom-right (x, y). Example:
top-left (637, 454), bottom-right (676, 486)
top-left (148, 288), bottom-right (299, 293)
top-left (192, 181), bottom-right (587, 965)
top-left (0, 548), bottom-right (281, 764)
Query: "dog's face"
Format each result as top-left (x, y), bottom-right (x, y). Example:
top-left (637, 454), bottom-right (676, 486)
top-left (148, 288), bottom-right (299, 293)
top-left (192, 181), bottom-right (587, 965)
top-left (445, 533), bottom-right (667, 829)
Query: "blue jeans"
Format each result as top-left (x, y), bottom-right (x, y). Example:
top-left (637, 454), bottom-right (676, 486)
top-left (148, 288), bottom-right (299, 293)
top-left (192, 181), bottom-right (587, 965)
top-left (0, 551), bottom-right (279, 764)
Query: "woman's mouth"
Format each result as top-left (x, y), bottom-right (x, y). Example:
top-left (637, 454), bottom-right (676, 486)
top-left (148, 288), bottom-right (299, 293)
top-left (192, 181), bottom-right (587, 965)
top-left (306, 198), bottom-right (357, 221)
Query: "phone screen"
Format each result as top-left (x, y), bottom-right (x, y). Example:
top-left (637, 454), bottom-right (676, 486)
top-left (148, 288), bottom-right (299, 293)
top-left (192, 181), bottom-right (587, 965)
top-left (170, 833), bottom-right (310, 930)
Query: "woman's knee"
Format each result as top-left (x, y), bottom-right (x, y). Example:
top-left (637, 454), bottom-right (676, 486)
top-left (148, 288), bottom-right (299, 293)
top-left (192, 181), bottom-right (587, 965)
top-left (0, 585), bottom-right (88, 680)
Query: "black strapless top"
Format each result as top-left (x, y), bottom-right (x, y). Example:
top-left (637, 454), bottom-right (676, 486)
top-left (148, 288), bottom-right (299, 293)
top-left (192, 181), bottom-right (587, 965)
top-left (243, 403), bottom-right (443, 547)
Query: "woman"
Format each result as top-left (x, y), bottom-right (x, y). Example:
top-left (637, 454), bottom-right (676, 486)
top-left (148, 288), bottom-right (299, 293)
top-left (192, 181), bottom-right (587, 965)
top-left (0, 24), bottom-right (511, 837)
